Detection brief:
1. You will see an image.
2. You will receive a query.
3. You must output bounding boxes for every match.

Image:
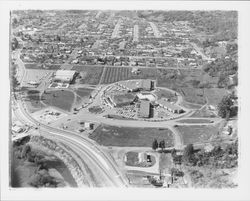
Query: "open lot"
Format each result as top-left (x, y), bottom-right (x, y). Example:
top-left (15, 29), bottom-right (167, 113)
top-left (23, 69), bottom-right (54, 87)
top-left (89, 125), bottom-right (174, 147)
top-left (125, 151), bottom-right (156, 167)
top-left (72, 66), bottom-right (104, 85)
top-left (32, 107), bottom-right (68, 124)
top-left (101, 67), bottom-right (156, 84)
top-left (41, 90), bottom-right (75, 112)
top-left (74, 88), bottom-right (93, 105)
top-left (176, 125), bottom-right (220, 145)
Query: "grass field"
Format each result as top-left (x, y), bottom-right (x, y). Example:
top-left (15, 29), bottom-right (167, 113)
top-left (89, 125), bottom-right (174, 147)
top-left (154, 89), bottom-right (177, 103)
top-left (179, 87), bottom-right (207, 105)
top-left (75, 88), bottom-right (93, 97)
top-left (101, 67), bottom-right (156, 84)
top-left (204, 88), bottom-right (228, 106)
top-left (25, 90), bottom-right (45, 113)
top-left (156, 69), bottom-right (225, 106)
top-left (25, 63), bottom-right (61, 70)
top-left (190, 107), bottom-right (217, 118)
top-left (176, 125), bottom-right (219, 145)
top-left (176, 119), bottom-right (213, 124)
top-left (41, 90), bottom-right (75, 112)
top-left (72, 66), bottom-right (104, 85)
top-left (180, 101), bottom-right (203, 110)
top-left (74, 88), bottom-right (93, 105)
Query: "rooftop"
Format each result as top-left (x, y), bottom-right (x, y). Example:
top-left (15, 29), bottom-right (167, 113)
top-left (54, 70), bottom-right (76, 82)
top-left (157, 99), bottom-right (182, 111)
top-left (138, 100), bottom-right (151, 118)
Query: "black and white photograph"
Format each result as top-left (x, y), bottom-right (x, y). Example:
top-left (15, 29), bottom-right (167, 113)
top-left (1, 1), bottom-right (250, 201)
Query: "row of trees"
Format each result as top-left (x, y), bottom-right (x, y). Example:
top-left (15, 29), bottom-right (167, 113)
top-left (171, 142), bottom-right (238, 169)
top-left (217, 94), bottom-right (238, 119)
top-left (152, 139), bottom-right (166, 151)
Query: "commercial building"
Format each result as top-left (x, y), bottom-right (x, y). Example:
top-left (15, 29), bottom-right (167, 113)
top-left (157, 99), bottom-right (184, 114)
top-left (138, 100), bottom-right (151, 118)
top-left (137, 92), bottom-right (156, 102)
top-left (54, 70), bottom-right (77, 83)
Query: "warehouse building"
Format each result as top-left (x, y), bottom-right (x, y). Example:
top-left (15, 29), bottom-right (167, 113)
top-left (53, 70), bottom-right (77, 83)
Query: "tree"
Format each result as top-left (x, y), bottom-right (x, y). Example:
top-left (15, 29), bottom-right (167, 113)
top-left (152, 139), bottom-right (158, 150)
top-left (12, 37), bottom-right (19, 50)
top-left (217, 94), bottom-right (235, 119)
top-left (171, 148), bottom-right (177, 157)
top-left (21, 144), bottom-right (31, 158)
top-left (183, 144), bottom-right (194, 164)
top-left (159, 140), bottom-right (165, 151)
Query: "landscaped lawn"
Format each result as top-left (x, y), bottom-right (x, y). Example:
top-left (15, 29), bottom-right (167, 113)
top-left (41, 90), bottom-right (75, 112)
top-left (89, 125), bottom-right (174, 147)
top-left (176, 125), bottom-right (219, 145)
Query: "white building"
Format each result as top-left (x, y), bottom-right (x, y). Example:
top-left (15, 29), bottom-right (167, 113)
top-left (54, 70), bottom-right (77, 83)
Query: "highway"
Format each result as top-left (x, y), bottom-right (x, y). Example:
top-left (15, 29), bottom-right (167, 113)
top-left (13, 99), bottom-right (128, 187)
top-left (12, 45), bottom-right (129, 187)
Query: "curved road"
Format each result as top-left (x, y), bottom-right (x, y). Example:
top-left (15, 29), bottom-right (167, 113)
top-left (12, 42), bottom-right (129, 187)
top-left (13, 99), bottom-right (129, 187)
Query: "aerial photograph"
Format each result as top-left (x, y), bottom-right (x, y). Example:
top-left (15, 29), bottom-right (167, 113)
top-left (10, 10), bottom-right (238, 188)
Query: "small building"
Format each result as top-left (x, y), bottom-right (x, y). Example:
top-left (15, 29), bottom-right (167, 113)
top-left (138, 100), bottom-right (151, 118)
top-left (54, 70), bottom-right (77, 83)
top-left (137, 92), bottom-right (156, 102)
top-left (84, 122), bottom-right (94, 130)
top-left (12, 124), bottom-right (24, 133)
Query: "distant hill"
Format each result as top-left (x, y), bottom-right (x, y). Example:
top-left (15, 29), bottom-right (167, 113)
top-left (138, 10), bottom-right (238, 41)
